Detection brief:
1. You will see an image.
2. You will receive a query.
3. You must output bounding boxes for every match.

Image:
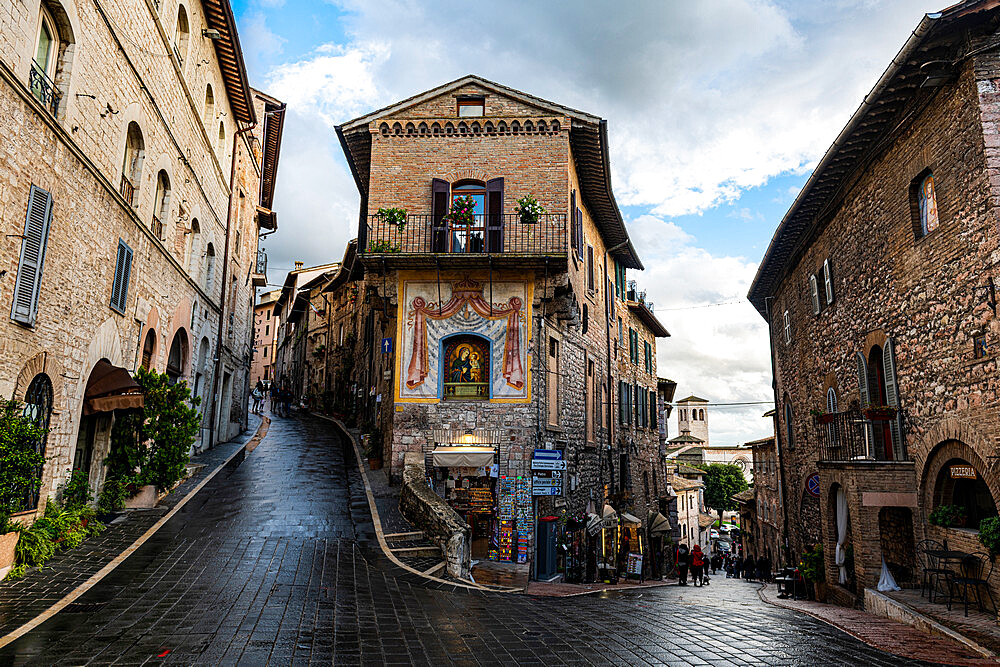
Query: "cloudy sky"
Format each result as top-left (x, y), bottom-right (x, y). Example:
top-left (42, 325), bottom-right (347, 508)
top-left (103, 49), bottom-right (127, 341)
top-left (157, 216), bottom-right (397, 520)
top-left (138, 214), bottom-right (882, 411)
top-left (233, 0), bottom-right (941, 445)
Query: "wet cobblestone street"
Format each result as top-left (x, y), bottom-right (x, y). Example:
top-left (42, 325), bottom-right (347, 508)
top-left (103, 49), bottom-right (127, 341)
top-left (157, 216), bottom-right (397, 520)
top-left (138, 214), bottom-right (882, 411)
top-left (0, 415), bottom-right (935, 665)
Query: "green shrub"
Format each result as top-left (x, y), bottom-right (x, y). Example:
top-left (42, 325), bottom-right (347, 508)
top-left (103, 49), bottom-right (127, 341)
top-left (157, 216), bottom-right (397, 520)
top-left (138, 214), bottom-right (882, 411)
top-left (801, 543), bottom-right (825, 583)
top-left (97, 477), bottom-right (129, 515)
top-left (134, 369), bottom-right (200, 491)
top-left (0, 400), bottom-right (46, 530)
top-left (7, 500), bottom-right (104, 578)
top-left (979, 516), bottom-right (1000, 555)
top-left (62, 470), bottom-right (91, 510)
top-left (930, 504), bottom-right (967, 528)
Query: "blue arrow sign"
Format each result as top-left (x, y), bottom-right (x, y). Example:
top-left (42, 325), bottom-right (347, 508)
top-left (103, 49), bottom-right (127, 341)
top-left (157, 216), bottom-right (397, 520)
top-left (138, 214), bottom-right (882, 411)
top-left (381, 337), bottom-right (393, 354)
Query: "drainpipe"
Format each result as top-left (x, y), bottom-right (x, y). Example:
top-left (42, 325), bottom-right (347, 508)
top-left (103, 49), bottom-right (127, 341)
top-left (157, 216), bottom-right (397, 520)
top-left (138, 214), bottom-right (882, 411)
top-left (602, 240), bottom-right (629, 498)
top-left (208, 121), bottom-right (256, 450)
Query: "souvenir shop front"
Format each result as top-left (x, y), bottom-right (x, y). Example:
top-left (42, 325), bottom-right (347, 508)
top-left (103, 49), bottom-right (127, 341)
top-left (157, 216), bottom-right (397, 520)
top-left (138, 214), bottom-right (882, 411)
top-left (430, 446), bottom-right (497, 559)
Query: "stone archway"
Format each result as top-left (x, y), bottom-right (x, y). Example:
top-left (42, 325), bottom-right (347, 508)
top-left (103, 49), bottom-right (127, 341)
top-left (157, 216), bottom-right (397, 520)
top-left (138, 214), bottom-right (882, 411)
top-left (923, 439), bottom-right (999, 529)
top-left (879, 507), bottom-right (916, 585)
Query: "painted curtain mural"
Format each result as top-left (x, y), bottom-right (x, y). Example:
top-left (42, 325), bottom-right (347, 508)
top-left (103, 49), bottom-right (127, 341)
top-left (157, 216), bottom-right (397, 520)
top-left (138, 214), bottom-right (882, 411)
top-left (399, 277), bottom-right (531, 401)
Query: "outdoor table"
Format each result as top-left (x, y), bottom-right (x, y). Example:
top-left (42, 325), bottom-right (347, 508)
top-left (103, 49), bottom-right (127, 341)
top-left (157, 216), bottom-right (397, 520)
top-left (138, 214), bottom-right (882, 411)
top-left (923, 549), bottom-right (970, 601)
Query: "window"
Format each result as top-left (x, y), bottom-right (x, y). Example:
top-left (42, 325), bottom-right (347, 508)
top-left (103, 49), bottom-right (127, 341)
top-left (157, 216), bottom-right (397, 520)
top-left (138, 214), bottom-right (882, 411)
top-left (916, 171), bottom-right (939, 237)
top-left (205, 243), bottom-right (216, 292)
top-left (266, 309), bottom-right (271, 320)
top-left (173, 5), bottom-right (190, 64)
top-left (582, 303), bottom-right (589, 334)
top-left (121, 122), bottom-right (144, 205)
top-left (153, 170), bottom-right (170, 239)
top-left (783, 401), bottom-right (794, 450)
top-left (547, 338), bottom-right (559, 424)
top-left (11, 185), bottom-right (53, 326)
top-left (823, 259), bottom-right (834, 305)
top-left (586, 245), bottom-right (595, 291)
top-left (629, 328), bottom-right (638, 364)
top-left (809, 274), bottom-right (820, 315)
top-left (264, 324), bottom-right (269, 337)
top-left (20, 373), bottom-right (52, 510)
top-left (650, 389), bottom-right (657, 429)
top-left (218, 121), bottom-right (226, 154)
top-left (141, 328), bottom-right (156, 369)
top-left (204, 84), bottom-right (215, 125)
top-left (783, 310), bottom-right (791, 344)
top-left (457, 97), bottom-right (484, 117)
top-left (586, 358), bottom-right (595, 443)
top-left (863, 341), bottom-right (902, 461)
top-left (30, 5), bottom-right (61, 114)
top-left (975, 334), bottom-right (988, 359)
top-left (110, 239), bottom-right (133, 314)
top-left (644, 340), bottom-right (652, 374)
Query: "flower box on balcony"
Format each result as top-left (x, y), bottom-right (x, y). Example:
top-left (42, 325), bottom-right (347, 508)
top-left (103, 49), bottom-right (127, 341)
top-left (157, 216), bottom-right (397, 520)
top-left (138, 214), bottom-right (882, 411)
top-left (863, 406), bottom-right (897, 421)
top-left (816, 413), bottom-right (836, 425)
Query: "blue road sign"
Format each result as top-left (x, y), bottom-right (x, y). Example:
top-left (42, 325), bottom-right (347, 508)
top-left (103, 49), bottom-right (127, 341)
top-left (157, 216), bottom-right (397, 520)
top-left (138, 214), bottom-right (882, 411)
top-left (381, 337), bottom-right (393, 354)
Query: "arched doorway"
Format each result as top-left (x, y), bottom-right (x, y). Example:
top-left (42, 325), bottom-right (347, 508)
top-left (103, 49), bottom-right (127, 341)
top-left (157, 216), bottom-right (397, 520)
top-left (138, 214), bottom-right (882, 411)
top-left (193, 336), bottom-right (210, 402)
top-left (829, 483), bottom-right (854, 591)
top-left (76, 360), bottom-right (144, 489)
top-left (166, 329), bottom-right (188, 384)
top-left (930, 453), bottom-right (999, 529)
top-left (878, 507), bottom-right (915, 585)
top-left (20, 373), bottom-right (53, 510)
top-left (141, 329), bottom-right (156, 370)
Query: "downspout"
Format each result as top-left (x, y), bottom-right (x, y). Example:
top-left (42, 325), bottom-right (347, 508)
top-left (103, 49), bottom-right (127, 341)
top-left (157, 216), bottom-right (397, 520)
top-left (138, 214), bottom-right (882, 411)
top-left (603, 240), bottom-right (629, 497)
top-left (208, 121), bottom-right (256, 450)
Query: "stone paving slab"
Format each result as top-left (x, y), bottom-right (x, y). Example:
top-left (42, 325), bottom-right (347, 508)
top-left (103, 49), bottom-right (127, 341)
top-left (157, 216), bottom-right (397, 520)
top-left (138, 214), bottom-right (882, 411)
top-left (759, 579), bottom-right (1000, 665)
top-left (0, 415), bottom-right (261, 641)
top-left (887, 587), bottom-right (1000, 656)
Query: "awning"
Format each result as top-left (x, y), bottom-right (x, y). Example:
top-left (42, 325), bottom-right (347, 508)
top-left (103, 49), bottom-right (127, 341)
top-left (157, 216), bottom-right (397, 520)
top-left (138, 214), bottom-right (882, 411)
top-left (647, 512), bottom-right (671, 535)
top-left (620, 512), bottom-right (642, 525)
top-left (430, 446), bottom-right (495, 468)
top-left (83, 360), bottom-right (144, 415)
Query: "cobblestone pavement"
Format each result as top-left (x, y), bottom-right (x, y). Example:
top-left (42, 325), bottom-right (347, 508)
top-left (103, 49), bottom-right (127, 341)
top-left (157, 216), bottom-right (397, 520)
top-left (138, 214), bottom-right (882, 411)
top-left (0, 414), bottom-right (946, 665)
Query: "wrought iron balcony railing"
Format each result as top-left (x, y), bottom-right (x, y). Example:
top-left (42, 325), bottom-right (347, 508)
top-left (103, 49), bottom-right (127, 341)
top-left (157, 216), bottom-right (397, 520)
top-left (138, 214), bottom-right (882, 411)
top-left (151, 215), bottom-right (164, 240)
top-left (362, 213), bottom-right (566, 255)
top-left (120, 175), bottom-right (135, 206)
top-left (256, 249), bottom-right (267, 275)
top-left (816, 408), bottom-right (908, 462)
top-left (29, 60), bottom-right (60, 116)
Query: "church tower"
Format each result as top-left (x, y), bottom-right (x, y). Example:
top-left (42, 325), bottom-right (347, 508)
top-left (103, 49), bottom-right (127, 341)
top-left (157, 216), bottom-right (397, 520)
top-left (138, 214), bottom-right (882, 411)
top-left (676, 395), bottom-right (709, 446)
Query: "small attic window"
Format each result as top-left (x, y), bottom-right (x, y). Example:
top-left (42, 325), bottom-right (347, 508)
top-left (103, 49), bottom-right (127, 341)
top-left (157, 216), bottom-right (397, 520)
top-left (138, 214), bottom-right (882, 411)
top-left (457, 97), bottom-right (484, 117)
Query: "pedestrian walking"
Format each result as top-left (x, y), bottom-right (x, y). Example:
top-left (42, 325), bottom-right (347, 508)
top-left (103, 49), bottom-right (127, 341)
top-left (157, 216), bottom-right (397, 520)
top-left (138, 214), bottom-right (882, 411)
top-left (676, 544), bottom-right (690, 586)
top-left (269, 381), bottom-right (280, 415)
top-left (733, 555), bottom-right (743, 579)
top-left (757, 554), bottom-right (769, 583)
top-left (251, 380), bottom-right (264, 414)
top-left (691, 545), bottom-right (705, 587)
top-left (744, 555), bottom-right (756, 580)
top-left (711, 553), bottom-right (722, 575)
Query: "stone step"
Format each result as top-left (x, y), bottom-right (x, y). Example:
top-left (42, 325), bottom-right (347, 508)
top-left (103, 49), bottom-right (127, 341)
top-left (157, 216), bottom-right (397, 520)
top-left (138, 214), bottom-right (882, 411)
top-left (391, 545), bottom-right (441, 558)
top-left (384, 531), bottom-right (425, 541)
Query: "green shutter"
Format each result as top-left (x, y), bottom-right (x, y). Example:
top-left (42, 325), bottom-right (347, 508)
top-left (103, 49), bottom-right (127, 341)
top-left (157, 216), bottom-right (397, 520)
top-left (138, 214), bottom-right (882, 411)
top-left (11, 185), bottom-right (53, 326)
top-left (110, 239), bottom-right (133, 314)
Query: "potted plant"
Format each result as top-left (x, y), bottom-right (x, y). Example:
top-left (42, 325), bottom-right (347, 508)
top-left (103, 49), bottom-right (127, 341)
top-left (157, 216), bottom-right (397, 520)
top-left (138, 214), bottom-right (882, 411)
top-left (448, 195), bottom-right (476, 226)
top-left (376, 207), bottom-right (407, 231)
top-left (810, 408), bottom-right (836, 425)
top-left (863, 405), bottom-right (897, 421)
top-left (929, 504), bottom-right (967, 528)
top-left (514, 195), bottom-right (546, 225)
top-left (801, 543), bottom-right (826, 601)
top-left (366, 431), bottom-right (384, 470)
top-left (0, 400), bottom-right (46, 578)
top-left (312, 344), bottom-right (327, 358)
top-left (367, 239), bottom-right (400, 253)
top-left (979, 517), bottom-right (1000, 557)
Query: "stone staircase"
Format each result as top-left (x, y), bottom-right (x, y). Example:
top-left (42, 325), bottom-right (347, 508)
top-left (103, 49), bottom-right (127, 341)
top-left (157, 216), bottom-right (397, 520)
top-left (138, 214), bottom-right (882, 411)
top-left (384, 531), bottom-right (447, 576)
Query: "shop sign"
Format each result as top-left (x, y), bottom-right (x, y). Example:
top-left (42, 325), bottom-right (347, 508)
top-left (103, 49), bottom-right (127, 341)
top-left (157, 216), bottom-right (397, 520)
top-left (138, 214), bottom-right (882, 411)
top-left (626, 552), bottom-right (643, 576)
top-left (531, 459), bottom-right (566, 471)
top-left (950, 465), bottom-right (977, 479)
top-left (587, 515), bottom-right (602, 535)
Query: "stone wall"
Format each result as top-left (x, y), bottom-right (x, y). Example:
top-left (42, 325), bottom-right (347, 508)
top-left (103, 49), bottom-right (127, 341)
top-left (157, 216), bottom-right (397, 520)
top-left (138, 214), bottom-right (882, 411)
top-left (399, 452), bottom-right (471, 579)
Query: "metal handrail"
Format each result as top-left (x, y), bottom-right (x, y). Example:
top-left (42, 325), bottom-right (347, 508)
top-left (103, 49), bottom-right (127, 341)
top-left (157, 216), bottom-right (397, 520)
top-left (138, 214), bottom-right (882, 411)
top-left (816, 409), bottom-right (907, 462)
top-left (29, 60), bottom-right (61, 116)
top-left (362, 212), bottom-right (566, 255)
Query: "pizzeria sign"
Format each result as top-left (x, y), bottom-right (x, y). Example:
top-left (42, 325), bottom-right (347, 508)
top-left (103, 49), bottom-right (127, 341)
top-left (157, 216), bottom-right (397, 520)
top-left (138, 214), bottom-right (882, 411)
top-left (950, 465), bottom-right (977, 479)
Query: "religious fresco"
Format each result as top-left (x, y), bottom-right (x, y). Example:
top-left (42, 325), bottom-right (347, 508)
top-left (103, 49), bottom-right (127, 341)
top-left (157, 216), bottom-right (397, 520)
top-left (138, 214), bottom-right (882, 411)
top-left (397, 276), bottom-right (531, 402)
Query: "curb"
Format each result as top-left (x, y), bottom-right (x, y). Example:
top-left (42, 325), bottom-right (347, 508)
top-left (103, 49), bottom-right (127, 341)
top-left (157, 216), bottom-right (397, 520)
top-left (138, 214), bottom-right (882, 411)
top-left (526, 580), bottom-right (674, 598)
top-left (312, 413), bottom-right (520, 594)
top-left (0, 417), bottom-right (267, 649)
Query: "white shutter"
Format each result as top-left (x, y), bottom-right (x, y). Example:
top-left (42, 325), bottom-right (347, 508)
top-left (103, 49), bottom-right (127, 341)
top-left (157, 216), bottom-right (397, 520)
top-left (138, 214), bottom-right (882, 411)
top-left (827, 387), bottom-right (838, 413)
top-left (809, 274), bottom-right (820, 315)
top-left (823, 259), bottom-right (834, 304)
top-left (11, 185), bottom-right (53, 326)
top-left (883, 338), bottom-right (903, 457)
top-left (855, 351), bottom-right (870, 407)
top-left (783, 310), bottom-right (791, 344)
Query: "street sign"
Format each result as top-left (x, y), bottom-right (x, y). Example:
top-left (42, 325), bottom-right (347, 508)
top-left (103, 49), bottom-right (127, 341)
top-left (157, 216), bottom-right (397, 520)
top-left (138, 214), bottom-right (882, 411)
top-left (533, 449), bottom-right (563, 460)
top-left (533, 487), bottom-right (561, 497)
top-left (531, 459), bottom-right (566, 471)
top-left (381, 337), bottom-right (393, 354)
top-left (531, 477), bottom-right (561, 487)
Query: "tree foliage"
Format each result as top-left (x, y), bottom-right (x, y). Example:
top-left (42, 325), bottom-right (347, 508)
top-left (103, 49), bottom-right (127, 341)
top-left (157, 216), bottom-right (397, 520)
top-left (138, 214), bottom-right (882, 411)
top-left (700, 463), bottom-right (749, 515)
top-left (0, 400), bottom-right (46, 531)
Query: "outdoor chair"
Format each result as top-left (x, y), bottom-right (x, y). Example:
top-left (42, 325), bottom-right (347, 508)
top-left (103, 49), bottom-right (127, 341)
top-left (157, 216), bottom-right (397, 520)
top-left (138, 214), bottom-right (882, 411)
top-left (947, 552), bottom-right (997, 617)
top-left (917, 539), bottom-right (951, 602)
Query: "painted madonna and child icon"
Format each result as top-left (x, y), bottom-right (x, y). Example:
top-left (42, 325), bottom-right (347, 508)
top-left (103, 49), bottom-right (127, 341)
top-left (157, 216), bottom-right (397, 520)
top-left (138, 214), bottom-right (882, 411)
top-left (444, 338), bottom-right (489, 398)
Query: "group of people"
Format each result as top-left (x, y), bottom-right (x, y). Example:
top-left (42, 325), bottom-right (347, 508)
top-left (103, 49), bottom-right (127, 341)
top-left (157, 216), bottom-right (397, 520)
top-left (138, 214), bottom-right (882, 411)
top-left (249, 380), bottom-right (294, 417)
top-left (723, 552), bottom-right (772, 582)
top-left (675, 544), bottom-right (711, 586)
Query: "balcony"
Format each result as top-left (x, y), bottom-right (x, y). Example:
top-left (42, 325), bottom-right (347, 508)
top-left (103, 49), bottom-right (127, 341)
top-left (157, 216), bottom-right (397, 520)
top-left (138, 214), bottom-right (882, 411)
top-left (360, 213), bottom-right (566, 269)
top-left (120, 176), bottom-right (135, 206)
top-left (151, 216), bottom-right (164, 240)
top-left (252, 249), bottom-right (267, 287)
top-left (816, 408), bottom-right (908, 462)
top-left (29, 60), bottom-right (60, 116)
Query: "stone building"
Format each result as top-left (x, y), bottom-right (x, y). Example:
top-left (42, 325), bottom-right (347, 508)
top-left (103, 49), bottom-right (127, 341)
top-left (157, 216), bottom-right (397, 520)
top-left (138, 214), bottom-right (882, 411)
top-left (0, 0), bottom-right (283, 517)
top-left (250, 288), bottom-right (280, 386)
top-left (656, 377), bottom-right (677, 448)
top-left (749, 0), bottom-right (1000, 605)
top-left (743, 435), bottom-right (783, 564)
top-left (676, 395), bottom-right (709, 444)
top-left (334, 75), bottom-right (670, 575)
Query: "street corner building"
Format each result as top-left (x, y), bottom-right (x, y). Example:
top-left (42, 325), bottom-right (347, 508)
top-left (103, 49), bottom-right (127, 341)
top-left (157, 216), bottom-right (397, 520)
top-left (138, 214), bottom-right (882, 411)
top-left (0, 0), bottom-right (285, 521)
top-left (330, 75), bottom-right (672, 581)
top-left (749, 0), bottom-right (1000, 608)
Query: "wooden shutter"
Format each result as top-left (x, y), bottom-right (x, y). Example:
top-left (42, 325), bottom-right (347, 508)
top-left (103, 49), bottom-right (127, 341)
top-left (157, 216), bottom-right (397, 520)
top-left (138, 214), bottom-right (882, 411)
top-left (575, 209), bottom-right (584, 261)
top-left (809, 274), bottom-right (820, 315)
top-left (650, 389), bottom-right (657, 429)
top-left (823, 259), bottom-right (834, 304)
top-left (587, 246), bottom-right (595, 290)
top-left (883, 338), bottom-right (902, 456)
top-left (431, 178), bottom-right (449, 252)
top-left (569, 191), bottom-right (577, 255)
top-left (855, 351), bottom-right (870, 407)
top-left (486, 177), bottom-right (504, 252)
top-left (110, 239), bottom-right (133, 314)
top-left (12, 185), bottom-right (53, 326)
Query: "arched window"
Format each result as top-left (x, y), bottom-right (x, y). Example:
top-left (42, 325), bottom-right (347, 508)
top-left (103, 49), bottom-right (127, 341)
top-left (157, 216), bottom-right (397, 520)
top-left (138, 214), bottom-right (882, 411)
top-left (442, 335), bottom-right (489, 400)
top-left (917, 171), bottom-right (939, 237)
top-left (186, 217), bottom-right (199, 270)
top-left (205, 242), bottom-right (216, 291)
top-left (141, 328), bottom-right (157, 370)
top-left (218, 121), bottom-right (226, 154)
top-left (933, 457), bottom-right (998, 527)
top-left (121, 122), bottom-right (144, 205)
top-left (193, 336), bottom-right (210, 404)
top-left (153, 170), bottom-right (170, 238)
top-left (166, 329), bottom-right (188, 384)
top-left (173, 5), bottom-right (189, 65)
top-left (30, 5), bottom-right (60, 112)
top-left (20, 373), bottom-right (53, 510)
top-left (826, 387), bottom-right (838, 414)
top-left (204, 84), bottom-right (214, 125)
top-left (699, 409), bottom-right (705, 420)
top-left (784, 401), bottom-right (794, 450)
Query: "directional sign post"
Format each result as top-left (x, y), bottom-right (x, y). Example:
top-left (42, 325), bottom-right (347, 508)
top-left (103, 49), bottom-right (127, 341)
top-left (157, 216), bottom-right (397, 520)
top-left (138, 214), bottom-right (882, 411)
top-left (532, 449), bottom-right (564, 496)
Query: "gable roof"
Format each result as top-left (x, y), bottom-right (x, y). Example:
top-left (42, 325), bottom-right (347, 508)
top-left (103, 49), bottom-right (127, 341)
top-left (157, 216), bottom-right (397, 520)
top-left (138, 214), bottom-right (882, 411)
top-left (336, 74), bottom-right (642, 269)
top-left (628, 302), bottom-right (670, 337)
top-left (677, 395), bottom-right (708, 404)
top-left (748, 1), bottom-right (995, 316)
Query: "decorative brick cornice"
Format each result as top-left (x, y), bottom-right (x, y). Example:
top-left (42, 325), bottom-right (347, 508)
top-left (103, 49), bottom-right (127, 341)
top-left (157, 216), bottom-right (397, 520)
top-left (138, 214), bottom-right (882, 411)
top-left (375, 117), bottom-right (564, 138)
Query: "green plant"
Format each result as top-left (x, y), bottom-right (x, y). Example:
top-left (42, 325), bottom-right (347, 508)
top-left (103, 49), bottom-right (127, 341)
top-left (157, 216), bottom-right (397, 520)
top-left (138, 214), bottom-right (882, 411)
top-left (800, 543), bottom-right (825, 583)
top-left (0, 400), bottom-right (46, 531)
top-left (930, 504), bottom-right (967, 527)
top-left (979, 517), bottom-right (1000, 555)
top-left (448, 195), bottom-right (476, 225)
top-left (376, 207), bottom-right (407, 228)
top-left (367, 240), bottom-right (400, 253)
top-left (62, 470), bottom-right (91, 510)
top-left (514, 194), bottom-right (546, 224)
top-left (134, 368), bottom-right (201, 492)
top-left (97, 477), bottom-right (129, 515)
top-left (10, 500), bottom-right (104, 575)
top-left (5, 564), bottom-right (27, 580)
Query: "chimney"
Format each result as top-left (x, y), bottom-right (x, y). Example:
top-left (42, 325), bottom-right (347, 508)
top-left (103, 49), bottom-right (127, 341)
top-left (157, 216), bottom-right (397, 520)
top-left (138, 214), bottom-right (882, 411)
top-left (294, 261), bottom-right (304, 271)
